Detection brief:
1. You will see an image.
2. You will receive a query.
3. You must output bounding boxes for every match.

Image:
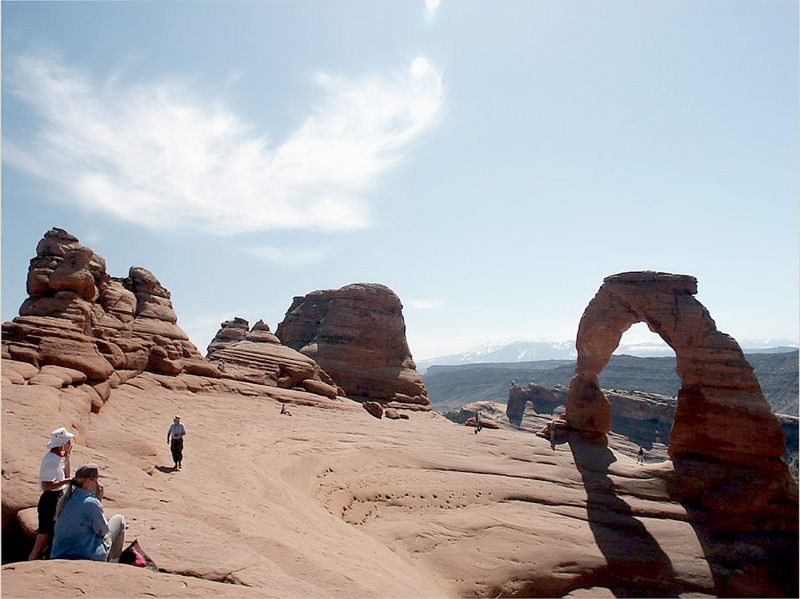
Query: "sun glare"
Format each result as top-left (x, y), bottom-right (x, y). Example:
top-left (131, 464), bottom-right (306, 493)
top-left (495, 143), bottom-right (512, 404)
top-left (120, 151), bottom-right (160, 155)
top-left (411, 56), bottom-right (431, 78)
top-left (425, 0), bottom-right (441, 10)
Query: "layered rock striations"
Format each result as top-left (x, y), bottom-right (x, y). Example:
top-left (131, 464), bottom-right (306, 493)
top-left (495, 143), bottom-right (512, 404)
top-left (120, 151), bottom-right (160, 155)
top-left (3, 229), bottom-right (217, 385)
top-left (564, 271), bottom-right (796, 528)
top-left (276, 284), bottom-right (429, 411)
top-left (206, 318), bottom-right (342, 397)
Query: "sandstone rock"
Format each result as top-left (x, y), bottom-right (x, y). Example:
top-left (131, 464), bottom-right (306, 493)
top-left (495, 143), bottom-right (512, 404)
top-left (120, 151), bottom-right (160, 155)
top-left (2, 356), bottom-right (797, 597)
top-left (206, 317), bottom-right (250, 355)
top-left (2, 359), bottom-right (40, 382)
top-left (4, 229), bottom-right (213, 385)
top-left (506, 381), bottom-right (565, 425)
top-left (16, 507), bottom-right (38, 539)
top-left (276, 283), bottom-right (429, 410)
top-left (384, 408), bottom-right (401, 419)
top-left (301, 379), bottom-right (339, 398)
top-left (565, 271), bottom-right (785, 465)
top-left (206, 318), bottom-right (341, 398)
top-left (564, 271), bottom-right (796, 528)
top-left (363, 401), bottom-right (384, 419)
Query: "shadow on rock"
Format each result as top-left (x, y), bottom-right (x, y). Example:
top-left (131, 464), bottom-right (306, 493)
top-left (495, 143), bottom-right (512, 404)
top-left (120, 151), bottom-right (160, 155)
top-left (668, 457), bottom-right (799, 598)
top-left (568, 433), bottom-right (680, 598)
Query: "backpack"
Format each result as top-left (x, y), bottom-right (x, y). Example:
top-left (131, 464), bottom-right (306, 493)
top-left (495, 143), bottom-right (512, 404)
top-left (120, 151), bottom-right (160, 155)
top-left (119, 538), bottom-right (160, 572)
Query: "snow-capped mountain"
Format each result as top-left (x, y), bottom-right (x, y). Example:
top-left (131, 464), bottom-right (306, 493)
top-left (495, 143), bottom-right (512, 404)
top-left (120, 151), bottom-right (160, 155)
top-left (415, 340), bottom-right (577, 374)
top-left (414, 338), bottom-right (797, 374)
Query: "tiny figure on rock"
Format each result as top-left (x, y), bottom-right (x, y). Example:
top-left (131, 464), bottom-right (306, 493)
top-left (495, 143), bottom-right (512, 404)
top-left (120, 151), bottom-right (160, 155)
top-left (167, 415), bottom-right (187, 470)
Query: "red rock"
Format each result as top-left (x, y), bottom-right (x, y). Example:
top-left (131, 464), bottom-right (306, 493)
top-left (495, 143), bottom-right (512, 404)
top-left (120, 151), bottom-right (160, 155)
top-left (4, 229), bottom-right (213, 384)
top-left (206, 318), bottom-right (342, 398)
top-left (363, 401), bottom-right (384, 419)
top-left (565, 271), bottom-right (785, 467)
top-left (565, 271), bottom-right (797, 527)
top-left (276, 283), bottom-right (429, 410)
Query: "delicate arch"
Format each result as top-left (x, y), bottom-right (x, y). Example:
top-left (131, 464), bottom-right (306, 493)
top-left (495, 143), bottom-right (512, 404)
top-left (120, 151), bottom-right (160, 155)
top-left (565, 271), bottom-right (784, 465)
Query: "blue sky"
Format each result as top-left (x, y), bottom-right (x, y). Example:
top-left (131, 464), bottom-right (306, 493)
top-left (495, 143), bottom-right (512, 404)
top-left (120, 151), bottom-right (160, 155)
top-left (2, 0), bottom-right (797, 360)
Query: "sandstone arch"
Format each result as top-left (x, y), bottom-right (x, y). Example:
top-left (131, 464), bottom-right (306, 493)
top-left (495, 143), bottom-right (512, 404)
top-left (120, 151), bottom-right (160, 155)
top-left (565, 271), bottom-right (785, 466)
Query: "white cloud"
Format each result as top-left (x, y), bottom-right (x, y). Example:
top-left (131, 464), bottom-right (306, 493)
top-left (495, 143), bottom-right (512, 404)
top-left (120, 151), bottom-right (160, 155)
top-left (408, 298), bottom-right (445, 310)
top-left (6, 51), bottom-right (444, 235)
top-left (239, 245), bottom-right (331, 266)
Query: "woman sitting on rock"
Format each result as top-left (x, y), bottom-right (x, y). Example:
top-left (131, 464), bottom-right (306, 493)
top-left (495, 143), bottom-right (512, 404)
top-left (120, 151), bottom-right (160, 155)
top-left (51, 463), bottom-right (126, 563)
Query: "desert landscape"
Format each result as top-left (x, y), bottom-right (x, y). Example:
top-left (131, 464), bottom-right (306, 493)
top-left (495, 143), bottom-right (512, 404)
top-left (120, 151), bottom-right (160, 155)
top-left (2, 229), bottom-right (797, 598)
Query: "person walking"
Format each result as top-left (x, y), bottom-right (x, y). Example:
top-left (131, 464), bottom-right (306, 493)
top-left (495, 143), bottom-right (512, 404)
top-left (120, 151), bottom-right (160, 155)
top-left (51, 463), bottom-right (126, 562)
top-left (637, 446), bottom-right (645, 465)
top-left (167, 415), bottom-right (187, 470)
top-left (28, 427), bottom-right (75, 560)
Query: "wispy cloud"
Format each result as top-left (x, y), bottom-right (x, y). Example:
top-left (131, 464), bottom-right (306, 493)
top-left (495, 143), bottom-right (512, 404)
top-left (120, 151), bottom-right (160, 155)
top-left (5, 51), bottom-right (444, 235)
top-left (239, 245), bottom-right (331, 266)
top-left (408, 299), bottom-right (445, 310)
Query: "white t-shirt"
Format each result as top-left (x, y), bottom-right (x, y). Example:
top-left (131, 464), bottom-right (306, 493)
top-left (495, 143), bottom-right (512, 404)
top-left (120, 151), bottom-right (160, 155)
top-left (39, 451), bottom-right (67, 492)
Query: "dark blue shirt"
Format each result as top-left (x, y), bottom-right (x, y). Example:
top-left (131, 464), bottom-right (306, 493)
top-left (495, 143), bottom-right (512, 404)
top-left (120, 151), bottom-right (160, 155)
top-left (51, 487), bottom-right (108, 561)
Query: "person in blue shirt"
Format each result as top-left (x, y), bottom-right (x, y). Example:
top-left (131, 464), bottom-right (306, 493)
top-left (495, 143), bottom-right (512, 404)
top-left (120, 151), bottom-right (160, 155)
top-left (51, 463), bottom-right (126, 562)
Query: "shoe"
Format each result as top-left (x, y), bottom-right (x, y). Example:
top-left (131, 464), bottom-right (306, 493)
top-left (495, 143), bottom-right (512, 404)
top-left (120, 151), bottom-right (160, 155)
top-left (177, 462), bottom-right (181, 470)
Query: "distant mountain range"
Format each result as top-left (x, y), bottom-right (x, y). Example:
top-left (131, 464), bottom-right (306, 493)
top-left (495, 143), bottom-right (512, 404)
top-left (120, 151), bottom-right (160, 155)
top-left (422, 350), bottom-right (799, 417)
top-left (415, 339), bottom-right (798, 374)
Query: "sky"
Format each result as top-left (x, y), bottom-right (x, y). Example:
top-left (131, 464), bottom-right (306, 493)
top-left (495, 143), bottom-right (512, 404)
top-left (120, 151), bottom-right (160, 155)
top-left (2, 0), bottom-right (798, 361)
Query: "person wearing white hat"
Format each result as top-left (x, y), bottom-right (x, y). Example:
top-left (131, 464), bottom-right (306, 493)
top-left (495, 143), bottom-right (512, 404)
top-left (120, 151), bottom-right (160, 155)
top-left (28, 427), bottom-right (75, 560)
top-left (167, 415), bottom-right (187, 470)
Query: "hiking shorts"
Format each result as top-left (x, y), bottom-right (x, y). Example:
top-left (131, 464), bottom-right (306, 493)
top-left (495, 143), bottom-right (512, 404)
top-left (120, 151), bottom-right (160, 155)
top-left (37, 489), bottom-right (62, 535)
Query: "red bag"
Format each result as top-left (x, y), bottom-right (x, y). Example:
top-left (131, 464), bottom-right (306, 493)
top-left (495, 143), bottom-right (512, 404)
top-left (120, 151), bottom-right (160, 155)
top-left (119, 538), bottom-right (159, 571)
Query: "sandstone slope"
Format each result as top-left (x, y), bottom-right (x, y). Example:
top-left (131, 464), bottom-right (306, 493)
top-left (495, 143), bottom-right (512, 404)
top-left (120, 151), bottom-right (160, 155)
top-left (3, 363), bottom-right (797, 597)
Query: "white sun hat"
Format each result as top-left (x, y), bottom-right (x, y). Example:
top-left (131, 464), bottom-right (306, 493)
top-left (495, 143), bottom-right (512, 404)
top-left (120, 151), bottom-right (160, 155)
top-left (46, 427), bottom-right (75, 449)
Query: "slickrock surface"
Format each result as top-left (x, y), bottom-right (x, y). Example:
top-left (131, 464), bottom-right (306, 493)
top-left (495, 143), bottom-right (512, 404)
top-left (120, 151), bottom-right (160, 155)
top-left (276, 283), bottom-right (429, 411)
top-left (206, 318), bottom-right (342, 395)
top-left (3, 370), bottom-right (796, 597)
top-left (564, 271), bottom-right (796, 528)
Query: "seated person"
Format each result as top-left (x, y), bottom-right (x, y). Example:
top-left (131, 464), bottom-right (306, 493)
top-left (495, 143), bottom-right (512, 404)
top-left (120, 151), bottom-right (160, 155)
top-left (51, 463), bottom-right (126, 563)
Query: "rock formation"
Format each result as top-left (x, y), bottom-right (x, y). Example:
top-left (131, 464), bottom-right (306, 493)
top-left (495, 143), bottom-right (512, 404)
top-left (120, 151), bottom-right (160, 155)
top-left (275, 283), bottom-right (429, 411)
top-left (3, 228), bottom-right (218, 384)
top-left (508, 382), bottom-right (675, 446)
top-left (507, 382), bottom-right (564, 425)
top-left (206, 318), bottom-right (342, 396)
top-left (565, 272), bottom-right (785, 463)
top-left (3, 254), bottom-right (798, 597)
top-left (565, 271), bottom-right (796, 528)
